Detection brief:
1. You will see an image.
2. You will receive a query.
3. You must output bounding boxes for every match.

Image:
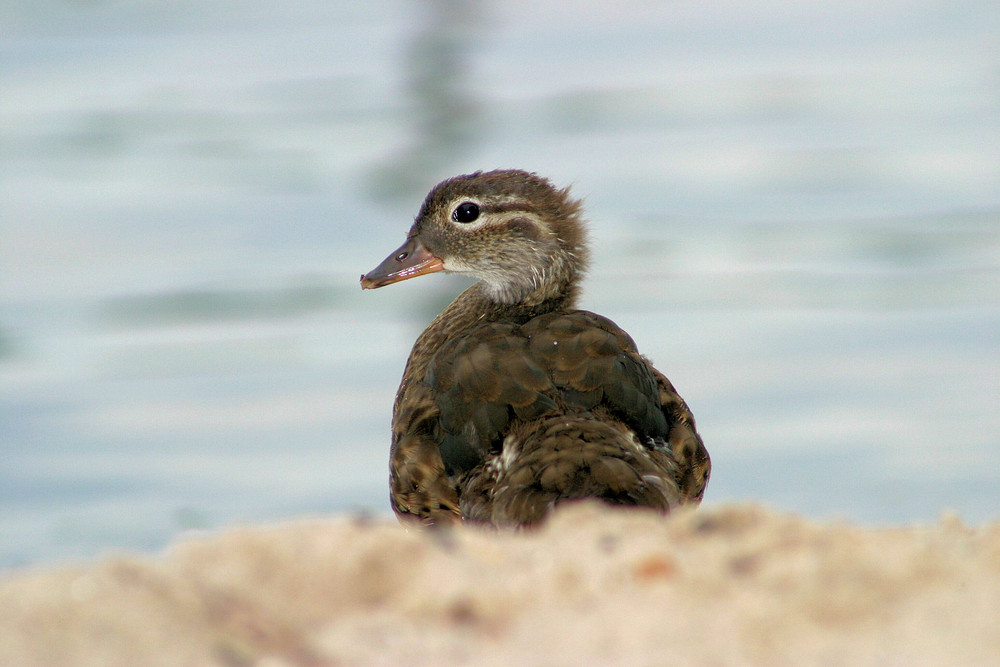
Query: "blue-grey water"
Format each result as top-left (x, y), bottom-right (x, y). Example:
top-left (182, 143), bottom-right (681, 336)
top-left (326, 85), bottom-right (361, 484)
top-left (2, 1), bottom-right (999, 569)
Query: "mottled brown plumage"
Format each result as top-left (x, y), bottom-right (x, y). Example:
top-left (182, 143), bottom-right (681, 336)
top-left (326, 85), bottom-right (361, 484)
top-left (361, 169), bottom-right (710, 527)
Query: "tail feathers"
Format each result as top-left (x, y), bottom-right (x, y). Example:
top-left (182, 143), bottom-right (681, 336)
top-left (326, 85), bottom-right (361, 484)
top-left (471, 414), bottom-right (681, 527)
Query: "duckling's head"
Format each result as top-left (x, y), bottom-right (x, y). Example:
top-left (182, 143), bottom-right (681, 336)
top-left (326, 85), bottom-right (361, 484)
top-left (361, 170), bottom-right (589, 305)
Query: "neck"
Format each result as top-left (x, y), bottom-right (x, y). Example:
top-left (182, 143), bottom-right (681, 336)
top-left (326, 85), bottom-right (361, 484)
top-left (479, 252), bottom-right (579, 307)
top-left (393, 281), bottom-right (578, 414)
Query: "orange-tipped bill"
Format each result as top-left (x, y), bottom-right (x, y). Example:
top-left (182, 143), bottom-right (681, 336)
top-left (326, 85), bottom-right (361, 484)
top-left (360, 237), bottom-right (445, 289)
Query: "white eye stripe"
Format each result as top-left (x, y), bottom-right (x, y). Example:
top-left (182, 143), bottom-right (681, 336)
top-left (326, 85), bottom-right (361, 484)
top-left (446, 195), bottom-right (529, 216)
top-left (448, 203), bottom-right (541, 226)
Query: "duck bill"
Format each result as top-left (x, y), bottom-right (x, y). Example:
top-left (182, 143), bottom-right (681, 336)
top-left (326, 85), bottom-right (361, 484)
top-left (360, 237), bottom-right (445, 289)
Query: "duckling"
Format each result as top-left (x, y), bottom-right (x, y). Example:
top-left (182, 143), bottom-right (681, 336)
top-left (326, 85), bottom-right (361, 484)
top-left (361, 169), bottom-right (709, 527)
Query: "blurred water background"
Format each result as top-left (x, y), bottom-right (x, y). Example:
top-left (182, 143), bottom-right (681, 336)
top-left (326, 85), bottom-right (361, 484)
top-left (2, 0), bottom-right (998, 568)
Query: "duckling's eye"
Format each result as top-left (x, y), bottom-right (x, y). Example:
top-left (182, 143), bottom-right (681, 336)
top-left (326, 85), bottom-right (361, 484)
top-left (452, 202), bottom-right (480, 224)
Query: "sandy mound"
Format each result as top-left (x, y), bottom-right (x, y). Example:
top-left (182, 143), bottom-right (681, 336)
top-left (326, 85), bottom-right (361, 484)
top-left (1, 503), bottom-right (998, 666)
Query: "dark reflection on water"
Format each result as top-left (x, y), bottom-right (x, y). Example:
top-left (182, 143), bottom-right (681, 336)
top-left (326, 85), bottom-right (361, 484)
top-left (1, 1), bottom-right (998, 568)
top-left (100, 282), bottom-right (339, 326)
top-left (367, 0), bottom-right (484, 202)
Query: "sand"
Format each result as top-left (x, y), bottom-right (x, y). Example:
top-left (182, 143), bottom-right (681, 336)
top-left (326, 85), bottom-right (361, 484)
top-left (1, 502), bottom-right (998, 666)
